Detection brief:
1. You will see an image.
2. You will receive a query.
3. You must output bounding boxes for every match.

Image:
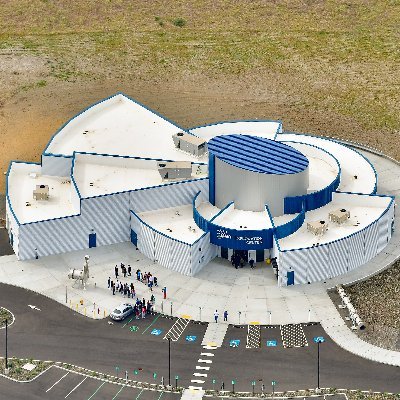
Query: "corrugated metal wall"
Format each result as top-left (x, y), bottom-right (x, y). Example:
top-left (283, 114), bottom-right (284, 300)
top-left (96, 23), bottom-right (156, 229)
top-left (41, 154), bottom-right (73, 177)
top-left (18, 192), bottom-right (130, 260)
top-left (278, 200), bottom-right (395, 286)
top-left (6, 201), bottom-right (20, 257)
top-left (130, 211), bottom-right (214, 276)
top-left (130, 179), bottom-right (209, 213)
top-left (191, 233), bottom-right (218, 275)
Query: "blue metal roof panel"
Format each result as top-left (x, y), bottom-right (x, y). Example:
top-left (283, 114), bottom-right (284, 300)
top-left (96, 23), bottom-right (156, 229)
top-left (208, 134), bottom-right (309, 174)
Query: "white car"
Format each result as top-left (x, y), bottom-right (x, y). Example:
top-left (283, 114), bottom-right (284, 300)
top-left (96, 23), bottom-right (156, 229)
top-left (110, 303), bottom-right (134, 321)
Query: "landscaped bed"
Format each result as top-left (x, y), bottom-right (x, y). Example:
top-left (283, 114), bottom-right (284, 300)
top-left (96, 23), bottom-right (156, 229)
top-left (0, 307), bottom-right (13, 328)
top-left (0, 357), bottom-right (52, 381)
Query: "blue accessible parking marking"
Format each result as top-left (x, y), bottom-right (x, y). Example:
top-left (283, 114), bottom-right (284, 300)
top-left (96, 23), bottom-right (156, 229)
top-left (151, 329), bottom-right (163, 336)
top-left (230, 339), bottom-right (240, 348)
top-left (313, 336), bottom-right (325, 343)
top-left (186, 335), bottom-right (197, 342)
top-left (266, 340), bottom-right (277, 347)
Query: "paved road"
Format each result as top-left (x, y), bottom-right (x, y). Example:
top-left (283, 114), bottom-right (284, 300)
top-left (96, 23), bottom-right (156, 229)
top-left (0, 283), bottom-right (399, 399)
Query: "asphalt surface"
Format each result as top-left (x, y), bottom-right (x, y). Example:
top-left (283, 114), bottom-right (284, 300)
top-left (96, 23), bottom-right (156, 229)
top-left (0, 283), bottom-right (399, 399)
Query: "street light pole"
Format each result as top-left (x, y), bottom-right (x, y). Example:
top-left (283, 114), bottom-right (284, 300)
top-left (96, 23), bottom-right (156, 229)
top-left (5, 318), bottom-right (8, 373)
top-left (317, 340), bottom-right (320, 389)
top-left (168, 337), bottom-right (171, 386)
top-left (313, 336), bottom-right (325, 391)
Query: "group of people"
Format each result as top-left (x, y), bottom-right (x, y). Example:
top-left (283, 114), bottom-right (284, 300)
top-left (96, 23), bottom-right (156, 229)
top-left (230, 254), bottom-right (255, 269)
top-left (107, 278), bottom-right (136, 298)
top-left (108, 263), bottom-right (159, 307)
top-left (132, 296), bottom-right (155, 319)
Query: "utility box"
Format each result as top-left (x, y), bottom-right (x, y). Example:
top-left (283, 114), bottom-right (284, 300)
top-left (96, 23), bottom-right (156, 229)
top-left (158, 161), bottom-right (192, 181)
top-left (307, 220), bottom-right (328, 236)
top-left (33, 184), bottom-right (49, 201)
top-left (172, 132), bottom-right (207, 157)
top-left (329, 208), bottom-right (350, 224)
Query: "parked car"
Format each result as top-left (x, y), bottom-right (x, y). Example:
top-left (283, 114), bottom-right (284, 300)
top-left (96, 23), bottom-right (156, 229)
top-left (110, 303), bottom-right (134, 321)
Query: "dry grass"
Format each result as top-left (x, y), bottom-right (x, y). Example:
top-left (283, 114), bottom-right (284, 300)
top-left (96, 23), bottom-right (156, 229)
top-left (0, 0), bottom-right (399, 135)
top-left (347, 260), bottom-right (400, 350)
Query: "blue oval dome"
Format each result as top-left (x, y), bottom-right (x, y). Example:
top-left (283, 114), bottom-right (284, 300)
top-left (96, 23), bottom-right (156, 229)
top-left (207, 134), bottom-right (308, 174)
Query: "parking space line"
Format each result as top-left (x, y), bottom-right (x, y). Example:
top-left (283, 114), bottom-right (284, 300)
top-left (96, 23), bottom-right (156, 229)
top-left (122, 318), bottom-right (134, 328)
top-left (87, 381), bottom-right (106, 400)
top-left (65, 376), bottom-right (87, 398)
top-left (142, 314), bottom-right (161, 335)
top-left (112, 384), bottom-right (126, 400)
top-left (46, 371), bottom-right (69, 392)
top-left (135, 388), bottom-right (144, 400)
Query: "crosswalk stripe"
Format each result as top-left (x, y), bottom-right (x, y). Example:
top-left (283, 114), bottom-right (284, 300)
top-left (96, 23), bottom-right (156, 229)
top-left (198, 359), bottom-right (212, 363)
top-left (196, 366), bottom-right (210, 371)
top-left (188, 386), bottom-right (203, 390)
top-left (191, 379), bottom-right (205, 384)
top-left (200, 352), bottom-right (214, 357)
top-left (193, 373), bottom-right (207, 377)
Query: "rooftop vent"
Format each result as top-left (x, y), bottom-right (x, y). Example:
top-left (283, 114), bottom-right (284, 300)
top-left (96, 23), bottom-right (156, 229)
top-left (33, 184), bottom-right (49, 201)
top-left (307, 220), bottom-right (328, 236)
top-left (329, 209), bottom-right (350, 225)
top-left (172, 132), bottom-right (207, 157)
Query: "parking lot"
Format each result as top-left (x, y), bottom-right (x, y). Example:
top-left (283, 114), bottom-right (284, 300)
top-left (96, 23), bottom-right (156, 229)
top-left (0, 366), bottom-right (182, 400)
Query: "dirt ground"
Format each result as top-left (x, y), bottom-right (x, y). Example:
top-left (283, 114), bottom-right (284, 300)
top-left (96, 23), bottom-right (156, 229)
top-left (1, 54), bottom-right (399, 195)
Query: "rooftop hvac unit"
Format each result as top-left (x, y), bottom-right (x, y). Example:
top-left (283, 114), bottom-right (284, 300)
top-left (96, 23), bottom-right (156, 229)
top-left (307, 220), bottom-right (328, 236)
top-left (172, 132), bottom-right (207, 157)
top-left (329, 208), bottom-right (350, 224)
top-left (158, 161), bottom-right (192, 181)
top-left (33, 184), bottom-right (49, 201)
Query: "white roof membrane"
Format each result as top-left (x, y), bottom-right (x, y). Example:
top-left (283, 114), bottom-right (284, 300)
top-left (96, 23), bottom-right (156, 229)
top-left (45, 94), bottom-right (207, 163)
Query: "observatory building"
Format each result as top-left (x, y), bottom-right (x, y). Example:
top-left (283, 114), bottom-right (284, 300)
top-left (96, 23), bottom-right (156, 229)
top-left (6, 93), bottom-right (395, 286)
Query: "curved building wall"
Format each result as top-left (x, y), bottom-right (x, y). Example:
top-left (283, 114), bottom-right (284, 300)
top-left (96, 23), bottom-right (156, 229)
top-left (214, 157), bottom-right (309, 216)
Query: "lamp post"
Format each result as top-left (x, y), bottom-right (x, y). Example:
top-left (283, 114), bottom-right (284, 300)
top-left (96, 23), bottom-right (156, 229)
top-left (5, 319), bottom-right (8, 374)
top-left (168, 337), bottom-right (171, 386)
top-left (313, 336), bottom-right (325, 391)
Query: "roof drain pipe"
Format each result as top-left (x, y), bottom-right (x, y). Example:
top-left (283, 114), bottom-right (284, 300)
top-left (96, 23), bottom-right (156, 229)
top-left (337, 285), bottom-right (366, 331)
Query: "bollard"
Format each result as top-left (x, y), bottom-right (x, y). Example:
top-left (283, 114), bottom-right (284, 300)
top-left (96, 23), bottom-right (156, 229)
top-left (308, 309), bottom-right (311, 323)
top-left (69, 300), bottom-right (72, 308)
top-left (76, 303), bottom-right (78, 311)
top-left (104, 309), bottom-right (106, 318)
top-left (170, 302), bottom-right (173, 317)
top-left (84, 307), bottom-right (87, 316)
top-left (161, 301), bottom-right (164, 314)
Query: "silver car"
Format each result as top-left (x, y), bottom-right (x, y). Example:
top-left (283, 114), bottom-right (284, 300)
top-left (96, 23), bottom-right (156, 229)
top-left (110, 303), bottom-right (134, 321)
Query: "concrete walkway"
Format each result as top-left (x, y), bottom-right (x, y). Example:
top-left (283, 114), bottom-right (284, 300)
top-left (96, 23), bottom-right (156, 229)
top-left (0, 147), bottom-right (399, 367)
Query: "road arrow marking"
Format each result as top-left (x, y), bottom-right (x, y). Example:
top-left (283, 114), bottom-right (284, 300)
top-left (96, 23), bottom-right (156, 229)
top-left (28, 305), bottom-right (41, 311)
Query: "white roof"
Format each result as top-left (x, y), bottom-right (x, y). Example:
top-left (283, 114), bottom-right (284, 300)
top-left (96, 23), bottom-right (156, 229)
top-left (212, 205), bottom-right (273, 230)
top-left (45, 93), bottom-right (207, 163)
top-left (73, 153), bottom-right (207, 198)
top-left (7, 163), bottom-right (78, 224)
top-left (277, 133), bottom-right (376, 194)
top-left (138, 205), bottom-right (205, 244)
top-left (278, 192), bottom-right (392, 251)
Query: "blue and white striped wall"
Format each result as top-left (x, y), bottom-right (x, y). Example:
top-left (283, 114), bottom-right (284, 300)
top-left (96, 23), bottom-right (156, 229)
top-left (130, 179), bottom-right (209, 213)
top-left (18, 192), bottom-right (130, 260)
top-left (277, 197), bottom-right (395, 285)
top-left (130, 210), bottom-right (217, 276)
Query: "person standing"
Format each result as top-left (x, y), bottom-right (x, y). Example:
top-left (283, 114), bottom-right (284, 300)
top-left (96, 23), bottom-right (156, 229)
top-left (249, 258), bottom-right (255, 269)
top-left (107, 277), bottom-right (111, 288)
top-left (128, 265), bottom-right (131, 276)
top-left (214, 310), bottom-right (219, 323)
top-left (115, 265), bottom-right (119, 279)
top-left (223, 310), bottom-right (228, 322)
top-left (112, 283), bottom-right (115, 295)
